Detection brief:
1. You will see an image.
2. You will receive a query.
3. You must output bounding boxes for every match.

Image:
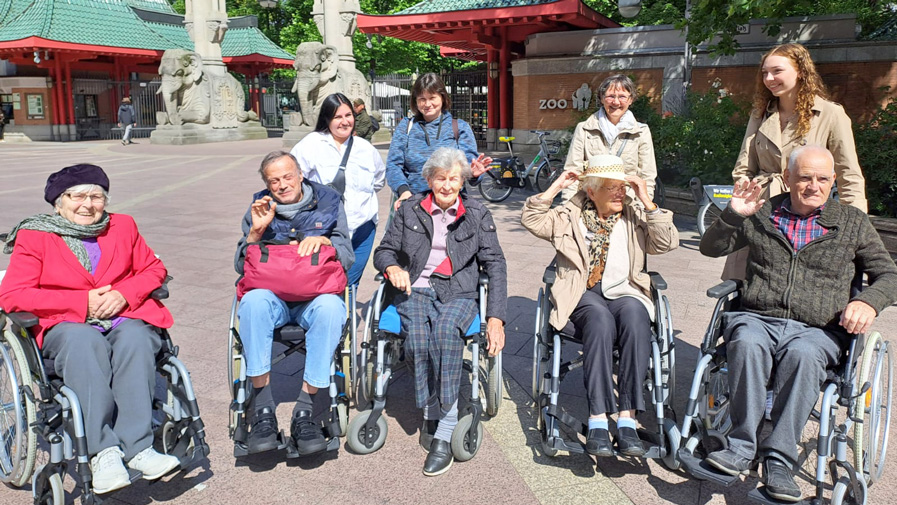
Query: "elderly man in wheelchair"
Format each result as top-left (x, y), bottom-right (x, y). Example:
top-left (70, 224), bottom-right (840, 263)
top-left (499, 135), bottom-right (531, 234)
top-left (232, 150), bottom-right (354, 458)
top-left (522, 155), bottom-right (679, 460)
top-left (692, 145), bottom-right (897, 503)
top-left (0, 164), bottom-right (208, 501)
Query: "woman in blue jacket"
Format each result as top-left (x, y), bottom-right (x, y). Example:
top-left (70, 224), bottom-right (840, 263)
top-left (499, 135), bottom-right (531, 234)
top-left (386, 73), bottom-right (491, 209)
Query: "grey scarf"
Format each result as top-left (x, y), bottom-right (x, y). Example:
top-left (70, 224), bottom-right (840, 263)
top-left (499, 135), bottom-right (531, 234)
top-left (4, 212), bottom-right (113, 329)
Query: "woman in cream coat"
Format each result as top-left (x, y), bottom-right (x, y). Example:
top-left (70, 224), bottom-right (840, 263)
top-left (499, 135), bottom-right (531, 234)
top-left (521, 155), bottom-right (678, 458)
top-left (563, 75), bottom-right (657, 202)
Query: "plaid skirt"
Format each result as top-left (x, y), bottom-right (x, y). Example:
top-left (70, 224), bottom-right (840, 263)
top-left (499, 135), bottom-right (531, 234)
top-left (394, 288), bottom-right (477, 409)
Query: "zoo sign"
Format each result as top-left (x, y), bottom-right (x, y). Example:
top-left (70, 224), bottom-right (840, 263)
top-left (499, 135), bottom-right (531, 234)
top-left (539, 99), bottom-right (569, 110)
top-left (539, 83), bottom-right (594, 112)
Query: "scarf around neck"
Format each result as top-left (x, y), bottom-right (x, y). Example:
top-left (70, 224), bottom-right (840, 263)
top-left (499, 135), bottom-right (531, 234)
top-left (581, 199), bottom-right (620, 289)
top-left (597, 108), bottom-right (636, 148)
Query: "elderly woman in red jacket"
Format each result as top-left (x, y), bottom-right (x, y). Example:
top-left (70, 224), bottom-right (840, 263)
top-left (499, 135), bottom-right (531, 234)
top-left (0, 164), bottom-right (179, 494)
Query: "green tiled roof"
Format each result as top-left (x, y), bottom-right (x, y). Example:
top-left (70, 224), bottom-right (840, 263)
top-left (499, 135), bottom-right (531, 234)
top-left (0, 0), bottom-right (293, 60)
top-left (396, 0), bottom-right (557, 15)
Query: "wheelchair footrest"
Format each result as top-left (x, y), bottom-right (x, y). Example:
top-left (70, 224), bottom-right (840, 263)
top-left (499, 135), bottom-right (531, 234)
top-left (233, 430), bottom-right (290, 458)
top-left (284, 434), bottom-right (340, 458)
top-left (747, 486), bottom-right (809, 505)
top-left (128, 468), bottom-right (144, 483)
top-left (677, 448), bottom-right (743, 486)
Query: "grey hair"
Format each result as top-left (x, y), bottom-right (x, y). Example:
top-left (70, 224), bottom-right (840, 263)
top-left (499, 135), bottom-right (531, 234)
top-left (422, 147), bottom-right (472, 181)
top-left (258, 150), bottom-right (301, 181)
top-left (787, 144), bottom-right (835, 174)
top-left (579, 176), bottom-right (605, 195)
top-left (597, 74), bottom-right (637, 101)
top-left (54, 184), bottom-right (110, 207)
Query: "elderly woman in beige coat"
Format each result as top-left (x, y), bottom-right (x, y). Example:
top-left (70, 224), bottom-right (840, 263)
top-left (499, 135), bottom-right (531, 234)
top-left (562, 75), bottom-right (657, 202)
top-left (522, 154), bottom-right (678, 458)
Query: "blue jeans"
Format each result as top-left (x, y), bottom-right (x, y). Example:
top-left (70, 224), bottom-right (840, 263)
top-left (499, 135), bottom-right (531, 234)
top-left (238, 289), bottom-right (345, 389)
top-left (347, 218), bottom-right (377, 287)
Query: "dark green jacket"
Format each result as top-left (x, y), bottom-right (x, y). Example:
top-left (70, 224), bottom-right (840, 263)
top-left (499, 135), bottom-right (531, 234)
top-left (355, 109), bottom-right (374, 141)
top-left (700, 194), bottom-right (897, 330)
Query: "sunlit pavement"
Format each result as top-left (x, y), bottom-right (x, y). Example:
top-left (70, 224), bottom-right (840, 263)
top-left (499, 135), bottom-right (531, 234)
top-left (1, 139), bottom-right (894, 505)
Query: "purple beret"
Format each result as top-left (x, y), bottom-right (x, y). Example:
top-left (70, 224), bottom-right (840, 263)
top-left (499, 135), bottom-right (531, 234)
top-left (45, 164), bottom-right (110, 204)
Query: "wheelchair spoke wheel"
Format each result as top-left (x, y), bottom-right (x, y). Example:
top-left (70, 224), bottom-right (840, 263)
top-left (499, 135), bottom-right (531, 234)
top-left (697, 203), bottom-right (722, 237)
top-left (355, 359), bottom-right (374, 410)
top-left (159, 419), bottom-right (193, 459)
top-left (477, 166), bottom-right (514, 203)
top-left (451, 413), bottom-right (483, 462)
top-left (337, 401), bottom-right (348, 438)
top-left (0, 331), bottom-right (38, 487)
top-left (346, 409), bottom-right (387, 455)
top-left (831, 476), bottom-right (867, 505)
top-left (854, 332), bottom-right (892, 485)
top-left (484, 353), bottom-right (502, 417)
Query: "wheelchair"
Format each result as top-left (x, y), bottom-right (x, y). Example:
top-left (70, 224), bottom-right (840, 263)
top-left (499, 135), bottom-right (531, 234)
top-left (677, 279), bottom-right (893, 505)
top-left (227, 285), bottom-right (357, 458)
top-left (531, 261), bottom-right (680, 468)
top-left (0, 273), bottom-right (209, 505)
top-left (346, 272), bottom-right (502, 460)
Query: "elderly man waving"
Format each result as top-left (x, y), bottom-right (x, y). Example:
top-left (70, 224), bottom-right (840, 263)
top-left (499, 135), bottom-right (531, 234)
top-left (699, 145), bottom-right (897, 502)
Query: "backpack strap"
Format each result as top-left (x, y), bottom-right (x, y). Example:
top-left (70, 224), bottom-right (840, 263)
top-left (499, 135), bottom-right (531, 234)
top-left (453, 118), bottom-right (459, 144)
top-left (328, 136), bottom-right (353, 198)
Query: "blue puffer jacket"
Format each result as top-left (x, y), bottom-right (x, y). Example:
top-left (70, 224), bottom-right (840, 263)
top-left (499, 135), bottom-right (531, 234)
top-left (234, 180), bottom-right (354, 274)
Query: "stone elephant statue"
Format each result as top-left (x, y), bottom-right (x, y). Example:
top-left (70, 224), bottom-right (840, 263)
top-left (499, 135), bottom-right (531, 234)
top-left (291, 42), bottom-right (339, 127)
top-left (156, 49), bottom-right (257, 128)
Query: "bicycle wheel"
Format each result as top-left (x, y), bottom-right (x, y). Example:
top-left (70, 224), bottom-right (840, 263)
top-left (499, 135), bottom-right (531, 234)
top-left (697, 203), bottom-right (722, 237)
top-left (477, 166), bottom-right (513, 202)
top-left (534, 159), bottom-right (564, 193)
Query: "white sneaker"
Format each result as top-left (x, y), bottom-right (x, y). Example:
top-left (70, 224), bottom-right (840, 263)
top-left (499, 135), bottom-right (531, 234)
top-left (127, 447), bottom-right (179, 480)
top-left (90, 447), bottom-right (131, 494)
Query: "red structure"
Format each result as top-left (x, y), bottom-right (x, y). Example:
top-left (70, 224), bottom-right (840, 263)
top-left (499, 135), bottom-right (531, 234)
top-left (357, 0), bottom-right (617, 131)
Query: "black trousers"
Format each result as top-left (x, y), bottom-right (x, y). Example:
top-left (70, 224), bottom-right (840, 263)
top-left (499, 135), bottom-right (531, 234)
top-left (569, 285), bottom-right (652, 417)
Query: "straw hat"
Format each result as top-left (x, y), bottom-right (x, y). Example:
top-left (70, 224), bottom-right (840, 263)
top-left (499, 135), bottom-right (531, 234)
top-left (581, 154), bottom-right (627, 181)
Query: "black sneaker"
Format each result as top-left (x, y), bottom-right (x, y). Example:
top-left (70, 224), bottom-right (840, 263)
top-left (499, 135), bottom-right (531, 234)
top-left (247, 407), bottom-right (280, 454)
top-left (705, 448), bottom-right (754, 476)
top-left (585, 428), bottom-right (614, 457)
top-left (419, 420), bottom-right (438, 453)
top-left (290, 410), bottom-right (327, 456)
top-left (762, 457), bottom-right (802, 502)
top-left (615, 426), bottom-right (646, 457)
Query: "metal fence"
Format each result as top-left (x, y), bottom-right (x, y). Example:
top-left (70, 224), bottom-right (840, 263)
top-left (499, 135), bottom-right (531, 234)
top-left (371, 70), bottom-right (488, 143)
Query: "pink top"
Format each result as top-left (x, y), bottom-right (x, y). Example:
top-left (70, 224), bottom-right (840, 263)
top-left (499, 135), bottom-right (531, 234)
top-left (412, 197), bottom-right (460, 288)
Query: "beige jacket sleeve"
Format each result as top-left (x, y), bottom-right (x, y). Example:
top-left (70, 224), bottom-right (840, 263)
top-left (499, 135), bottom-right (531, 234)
top-left (732, 112), bottom-right (763, 184)
top-left (521, 195), bottom-right (560, 241)
top-left (825, 105), bottom-right (867, 212)
top-left (643, 208), bottom-right (679, 255)
top-left (637, 124), bottom-right (658, 199)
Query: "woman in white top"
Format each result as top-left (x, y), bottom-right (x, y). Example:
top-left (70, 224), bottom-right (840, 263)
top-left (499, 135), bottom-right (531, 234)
top-left (291, 92), bottom-right (387, 286)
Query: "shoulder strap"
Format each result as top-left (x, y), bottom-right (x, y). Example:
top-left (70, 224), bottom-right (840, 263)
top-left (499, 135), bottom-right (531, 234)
top-left (404, 118), bottom-right (414, 150)
top-left (328, 136), bottom-right (353, 198)
top-left (453, 118), bottom-right (459, 143)
top-left (615, 138), bottom-right (629, 158)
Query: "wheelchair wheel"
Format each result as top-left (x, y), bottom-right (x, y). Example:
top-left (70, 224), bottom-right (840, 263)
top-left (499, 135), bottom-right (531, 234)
top-left (159, 419), bottom-right (194, 458)
top-left (831, 476), bottom-right (867, 505)
top-left (451, 413), bottom-right (484, 462)
top-left (337, 401), bottom-right (349, 438)
top-left (346, 409), bottom-right (387, 454)
top-left (33, 468), bottom-right (65, 505)
top-left (477, 166), bottom-right (514, 203)
top-left (0, 332), bottom-right (38, 487)
top-left (660, 418), bottom-right (682, 471)
top-left (854, 331), bottom-right (893, 484)
top-left (227, 327), bottom-right (241, 401)
top-left (485, 354), bottom-right (502, 417)
top-left (355, 358), bottom-right (374, 409)
top-left (536, 407), bottom-right (558, 458)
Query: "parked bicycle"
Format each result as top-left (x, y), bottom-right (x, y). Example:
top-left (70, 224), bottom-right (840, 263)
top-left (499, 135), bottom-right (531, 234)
top-left (478, 130), bottom-right (563, 203)
top-left (690, 177), bottom-right (733, 237)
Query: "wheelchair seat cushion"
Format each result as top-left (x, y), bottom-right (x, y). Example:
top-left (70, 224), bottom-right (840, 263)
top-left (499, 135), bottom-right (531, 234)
top-left (274, 325), bottom-right (306, 342)
top-left (379, 305), bottom-right (480, 337)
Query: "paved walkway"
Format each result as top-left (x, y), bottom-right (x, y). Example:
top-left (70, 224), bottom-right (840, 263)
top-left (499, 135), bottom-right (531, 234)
top-left (0, 139), bottom-right (895, 505)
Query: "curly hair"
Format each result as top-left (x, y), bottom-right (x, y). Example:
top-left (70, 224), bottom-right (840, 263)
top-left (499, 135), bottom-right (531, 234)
top-left (752, 43), bottom-right (829, 138)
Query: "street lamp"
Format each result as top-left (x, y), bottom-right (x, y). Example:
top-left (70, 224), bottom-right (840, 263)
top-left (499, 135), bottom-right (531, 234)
top-left (258, 0), bottom-right (277, 8)
top-left (618, 0), bottom-right (641, 18)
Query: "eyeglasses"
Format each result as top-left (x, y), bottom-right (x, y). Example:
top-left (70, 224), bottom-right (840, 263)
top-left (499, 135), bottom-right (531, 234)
top-left (65, 192), bottom-right (106, 203)
top-left (599, 184), bottom-right (628, 195)
top-left (604, 94), bottom-right (631, 102)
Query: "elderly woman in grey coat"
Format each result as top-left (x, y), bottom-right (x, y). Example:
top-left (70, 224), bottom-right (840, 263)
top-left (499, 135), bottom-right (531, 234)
top-left (373, 147), bottom-right (507, 477)
top-left (522, 154), bottom-right (678, 458)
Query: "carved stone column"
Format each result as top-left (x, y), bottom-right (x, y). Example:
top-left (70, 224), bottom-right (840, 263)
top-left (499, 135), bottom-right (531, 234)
top-left (184, 0), bottom-right (229, 77)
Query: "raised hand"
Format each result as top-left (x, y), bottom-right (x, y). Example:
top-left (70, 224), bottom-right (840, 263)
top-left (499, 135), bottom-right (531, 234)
top-left (730, 179), bottom-right (766, 217)
top-left (248, 196), bottom-right (276, 242)
top-left (624, 175), bottom-right (654, 209)
top-left (470, 154), bottom-right (494, 178)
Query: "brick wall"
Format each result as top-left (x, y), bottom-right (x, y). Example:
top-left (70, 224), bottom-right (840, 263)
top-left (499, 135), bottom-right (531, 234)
top-left (693, 61), bottom-right (897, 123)
top-left (513, 69), bottom-right (664, 131)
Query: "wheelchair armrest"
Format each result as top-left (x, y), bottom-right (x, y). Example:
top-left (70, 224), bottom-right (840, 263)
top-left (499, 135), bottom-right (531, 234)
top-left (706, 280), bottom-right (740, 299)
top-left (542, 265), bottom-right (557, 285)
top-left (648, 272), bottom-right (667, 291)
top-left (478, 272), bottom-right (489, 286)
top-left (150, 275), bottom-right (173, 301)
top-left (374, 272), bottom-right (384, 282)
top-left (8, 311), bottom-right (38, 329)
